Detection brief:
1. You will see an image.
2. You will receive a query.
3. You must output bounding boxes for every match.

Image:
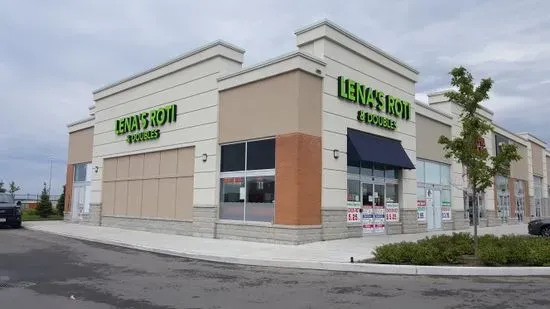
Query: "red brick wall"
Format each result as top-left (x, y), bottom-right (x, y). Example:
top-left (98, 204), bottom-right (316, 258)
top-left (65, 164), bottom-right (74, 212)
top-left (275, 133), bottom-right (321, 225)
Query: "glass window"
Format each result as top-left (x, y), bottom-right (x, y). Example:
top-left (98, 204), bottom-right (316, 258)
top-left (373, 163), bottom-right (385, 178)
top-left (386, 183), bottom-right (399, 203)
top-left (417, 186), bottom-right (426, 201)
top-left (496, 175), bottom-right (508, 192)
top-left (385, 167), bottom-right (398, 179)
top-left (246, 139), bottom-right (275, 170)
top-left (416, 159), bottom-right (425, 183)
top-left (219, 139), bottom-right (276, 222)
top-left (347, 157), bottom-right (360, 175)
top-left (220, 143), bottom-right (245, 172)
top-left (245, 176), bottom-right (274, 222)
top-left (442, 189), bottom-right (451, 206)
top-left (74, 164), bottom-right (87, 182)
top-left (347, 179), bottom-right (361, 202)
top-left (425, 161), bottom-right (441, 185)
top-left (495, 134), bottom-right (509, 155)
top-left (361, 161), bottom-right (373, 177)
top-left (219, 177), bottom-right (245, 220)
top-left (440, 164), bottom-right (450, 186)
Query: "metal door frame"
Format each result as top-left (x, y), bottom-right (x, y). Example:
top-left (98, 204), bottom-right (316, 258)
top-left (361, 180), bottom-right (387, 235)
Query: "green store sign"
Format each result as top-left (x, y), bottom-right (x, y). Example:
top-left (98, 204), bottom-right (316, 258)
top-left (337, 76), bottom-right (411, 130)
top-left (115, 104), bottom-right (177, 144)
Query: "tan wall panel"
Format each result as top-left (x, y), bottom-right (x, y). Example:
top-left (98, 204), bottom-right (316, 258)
top-left (159, 149), bottom-right (178, 177)
top-left (177, 147), bottom-right (195, 177)
top-left (532, 143), bottom-right (544, 176)
top-left (114, 181), bottom-right (128, 215)
top-left (116, 156), bottom-right (130, 179)
top-left (102, 182), bottom-right (116, 215)
top-left (297, 72), bottom-right (323, 136)
top-left (141, 179), bottom-right (159, 217)
top-left (175, 177), bottom-right (193, 220)
top-left (127, 180), bottom-right (143, 216)
top-left (143, 152), bottom-right (161, 178)
top-left (157, 178), bottom-right (177, 218)
top-left (547, 156), bottom-right (550, 183)
top-left (103, 158), bottom-right (117, 181)
top-left (511, 143), bottom-right (529, 180)
top-left (416, 114), bottom-right (451, 163)
top-left (129, 154), bottom-right (144, 179)
top-left (219, 70), bottom-right (322, 143)
top-left (102, 147), bottom-right (194, 220)
top-left (68, 127), bottom-right (93, 164)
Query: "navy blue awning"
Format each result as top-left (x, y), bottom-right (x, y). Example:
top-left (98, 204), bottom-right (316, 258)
top-left (347, 129), bottom-right (415, 169)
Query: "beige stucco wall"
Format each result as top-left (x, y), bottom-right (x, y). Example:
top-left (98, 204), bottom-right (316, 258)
top-left (297, 25), bottom-right (418, 212)
top-left (415, 114), bottom-right (451, 164)
top-left (532, 143), bottom-right (544, 176)
top-left (90, 43), bottom-right (244, 212)
top-left (510, 143), bottom-right (529, 180)
top-left (102, 147), bottom-right (194, 220)
top-left (68, 127), bottom-right (93, 164)
top-left (218, 70), bottom-right (322, 143)
top-left (547, 155), bottom-right (550, 183)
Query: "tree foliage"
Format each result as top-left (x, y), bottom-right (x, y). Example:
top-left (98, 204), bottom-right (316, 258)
top-left (37, 182), bottom-right (53, 218)
top-left (438, 66), bottom-right (521, 255)
top-left (0, 180), bottom-right (5, 193)
top-left (8, 181), bottom-right (20, 198)
top-left (56, 185), bottom-right (66, 215)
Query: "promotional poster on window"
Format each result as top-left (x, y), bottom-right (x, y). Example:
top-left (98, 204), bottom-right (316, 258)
top-left (442, 201), bottom-right (452, 220)
top-left (417, 199), bottom-right (426, 221)
top-left (386, 202), bottom-right (399, 222)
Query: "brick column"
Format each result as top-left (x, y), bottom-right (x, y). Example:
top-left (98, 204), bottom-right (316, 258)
top-left (274, 133), bottom-right (321, 225)
top-left (64, 164), bottom-right (74, 221)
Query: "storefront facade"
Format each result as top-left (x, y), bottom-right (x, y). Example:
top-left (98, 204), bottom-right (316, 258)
top-left (64, 19), bottom-right (550, 244)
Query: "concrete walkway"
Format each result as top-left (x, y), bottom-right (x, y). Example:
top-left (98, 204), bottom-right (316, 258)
top-left (24, 221), bottom-right (528, 264)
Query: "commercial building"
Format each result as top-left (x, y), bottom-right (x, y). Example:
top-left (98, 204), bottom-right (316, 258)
top-left (64, 20), bottom-right (550, 244)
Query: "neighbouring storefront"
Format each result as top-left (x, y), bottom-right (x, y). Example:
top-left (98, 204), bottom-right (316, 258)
top-left (63, 19), bottom-right (549, 244)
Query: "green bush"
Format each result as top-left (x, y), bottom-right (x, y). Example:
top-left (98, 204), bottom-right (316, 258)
top-left (23, 208), bottom-right (39, 216)
top-left (373, 241), bottom-right (415, 264)
top-left (478, 245), bottom-right (508, 266)
top-left (372, 233), bottom-right (550, 266)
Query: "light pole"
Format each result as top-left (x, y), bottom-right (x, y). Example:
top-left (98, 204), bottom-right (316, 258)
top-left (48, 159), bottom-right (52, 195)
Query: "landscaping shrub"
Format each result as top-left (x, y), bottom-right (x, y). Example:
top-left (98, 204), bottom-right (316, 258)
top-left (23, 208), bottom-right (39, 216)
top-left (371, 233), bottom-right (550, 266)
top-left (373, 241), bottom-right (415, 264)
top-left (478, 245), bottom-right (508, 266)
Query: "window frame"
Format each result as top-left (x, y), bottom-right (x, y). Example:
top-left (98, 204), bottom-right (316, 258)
top-left (219, 137), bottom-right (276, 223)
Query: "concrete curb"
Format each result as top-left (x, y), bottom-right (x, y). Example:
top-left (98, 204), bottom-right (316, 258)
top-left (26, 225), bottom-right (550, 277)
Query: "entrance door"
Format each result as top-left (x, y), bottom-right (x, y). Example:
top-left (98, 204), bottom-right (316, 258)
top-left (426, 189), bottom-right (442, 231)
top-left (361, 182), bottom-right (386, 235)
top-left (71, 184), bottom-right (85, 221)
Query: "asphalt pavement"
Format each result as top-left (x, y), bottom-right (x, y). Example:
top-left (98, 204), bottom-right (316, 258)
top-left (1, 227), bottom-right (549, 309)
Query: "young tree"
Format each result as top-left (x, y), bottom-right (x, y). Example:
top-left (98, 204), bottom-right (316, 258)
top-left (9, 181), bottom-right (20, 199)
top-left (56, 185), bottom-right (66, 215)
top-left (37, 182), bottom-right (53, 218)
top-left (0, 180), bottom-right (5, 193)
top-left (438, 66), bottom-right (521, 256)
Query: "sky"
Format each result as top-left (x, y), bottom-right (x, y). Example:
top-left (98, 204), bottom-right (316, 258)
top-left (1, 0), bottom-right (549, 195)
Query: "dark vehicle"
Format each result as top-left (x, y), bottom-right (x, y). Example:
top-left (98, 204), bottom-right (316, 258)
top-left (0, 193), bottom-right (22, 228)
top-left (528, 218), bottom-right (550, 237)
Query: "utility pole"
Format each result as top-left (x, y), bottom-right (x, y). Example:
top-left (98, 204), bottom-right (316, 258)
top-left (48, 159), bottom-right (52, 195)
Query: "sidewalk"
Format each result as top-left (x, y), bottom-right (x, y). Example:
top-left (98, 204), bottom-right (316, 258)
top-left (24, 221), bottom-right (528, 264)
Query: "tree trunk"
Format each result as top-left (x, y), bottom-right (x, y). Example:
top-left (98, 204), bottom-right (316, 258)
top-left (473, 189), bottom-right (479, 257)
